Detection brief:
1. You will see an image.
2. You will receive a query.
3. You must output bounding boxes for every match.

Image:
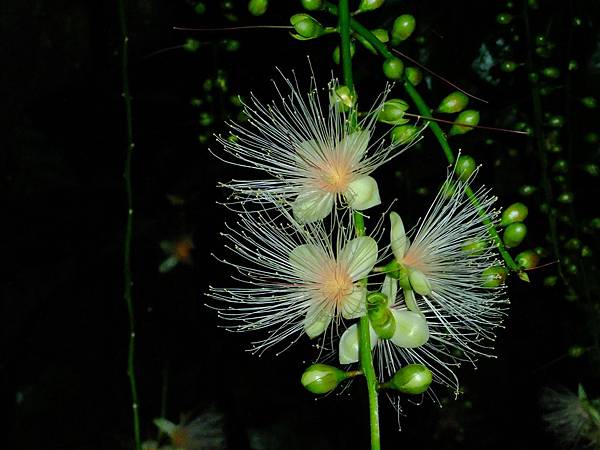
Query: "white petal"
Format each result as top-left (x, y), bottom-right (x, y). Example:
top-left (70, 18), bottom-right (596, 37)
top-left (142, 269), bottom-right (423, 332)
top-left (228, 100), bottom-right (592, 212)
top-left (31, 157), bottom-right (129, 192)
top-left (382, 275), bottom-right (398, 306)
top-left (390, 309), bottom-right (430, 348)
top-left (338, 323), bottom-right (378, 364)
top-left (390, 211), bottom-right (408, 261)
top-left (303, 304), bottom-right (332, 339)
top-left (341, 286), bottom-right (367, 319)
top-left (340, 236), bottom-right (378, 281)
top-left (345, 175), bottom-right (381, 211)
top-left (409, 268), bottom-right (432, 296)
top-left (336, 130), bottom-right (370, 166)
top-left (292, 190), bottom-right (334, 223)
top-left (289, 244), bottom-right (327, 280)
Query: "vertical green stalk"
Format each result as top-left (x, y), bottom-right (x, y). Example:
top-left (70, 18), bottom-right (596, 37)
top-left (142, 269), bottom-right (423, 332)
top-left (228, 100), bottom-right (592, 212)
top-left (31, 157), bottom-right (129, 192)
top-left (338, 1), bottom-right (380, 448)
top-left (118, 0), bottom-right (142, 449)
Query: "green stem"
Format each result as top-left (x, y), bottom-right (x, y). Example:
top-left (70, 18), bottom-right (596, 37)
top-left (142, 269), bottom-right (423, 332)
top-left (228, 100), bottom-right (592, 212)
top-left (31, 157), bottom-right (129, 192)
top-left (118, 1), bottom-right (141, 449)
top-left (325, 2), bottom-right (520, 273)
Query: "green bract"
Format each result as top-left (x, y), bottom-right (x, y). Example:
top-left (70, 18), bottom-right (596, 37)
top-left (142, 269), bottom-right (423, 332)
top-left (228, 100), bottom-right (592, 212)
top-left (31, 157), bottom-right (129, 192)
top-left (382, 57), bottom-right (404, 80)
top-left (437, 91), bottom-right (469, 114)
top-left (392, 14), bottom-right (416, 44)
top-left (301, 364), bottom-right (348, 394)
top-left (290, 14), bottom-right (324, 40)
top-left (449, 110), bottom-right (480, 136)
top-left (389, 364), bottom-right (432, 394)
top-left (378, 99), bottom-right (409, 125)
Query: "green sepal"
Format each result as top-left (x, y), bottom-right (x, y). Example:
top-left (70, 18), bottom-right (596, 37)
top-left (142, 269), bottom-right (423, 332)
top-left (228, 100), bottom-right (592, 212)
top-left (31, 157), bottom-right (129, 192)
top-left (367, 292), bottom-right (396, 340)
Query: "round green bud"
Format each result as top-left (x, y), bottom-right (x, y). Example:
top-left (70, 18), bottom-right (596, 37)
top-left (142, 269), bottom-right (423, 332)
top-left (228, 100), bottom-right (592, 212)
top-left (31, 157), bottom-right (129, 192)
top-left (528, 72), bottom-right (539, 83)
top-left (518, 185), bottom-right (537, 196)
top-left (378, 99), bottom-right (409, 125)
top-left (568, 59), bottom-right (579, 71)
top-left (449, 110), bottom-right (480, 136)
top-left (248, 0), bottom-right (268, 16)
top-left (436, 91), bottom-right (469, 114)
top-left (501, 202), bottom-right (529, 226)
top-left (543, 275), bottom-right (557, 287)
top-left (581, 96), bottom-right (597, 108)
top-left (462, 239), bottom-right (487, 256)
top-left (301, 364), bottom-right (348, 394)
top-left (358, 0), bottom-right (384, 12)
top-left (390, 124), bottom-right (418, 144)
top-left (199, 112), bottom-right (214, 127)
top-left (383, 57), bottom-right (404, 80)
top-left (334, 85), bottom-right (356, 109)
top-left (500, 61), bottom-right (518, 73)
top-left (557, 192), bottom-right (574, 204)
top-left (389, 364), bottom-right (432, 394)
top-left (568, 345), bottom-right (585, 358)
top-left (581, 246), bottom-right (592, 257)
top-left (496, 13), bottom-right (512, 24)
top-left (455, 155), bottom-right (476, 181)
top-left (290, 14), bottom-right (324, 40)
top-left (183, 38), bottom-right (201, 52)
top-left (548, 115), bottom-right (565, 128)
top-left (405, 67), bottom-right (423, 86)
top-left (515, 249), bottom-right (539, 270)
top-left (392, 15), bottom-right (416, 44)
top-left (552, 159), bottom-right (568, 173)
top-left (482, 265), bottom-right (508, 287)
top-left (534, 246), bottom-right (549, 257)
top-left (301, 0), bottom-right (323, 11)
top-left (584, 163), bottom-right (599, 176)
top-left (564, 238), bottom-right (581, 251)
top-left (503, 222), bottom-right (527, 247)
top-left (332, 42), bottom-right (355, 64)
top-left (194, 2), bottom-right (206, 14)
top-left (542, 66), bottom-right (560, 79)
top-left (223, 39), bottom-right (240, 52)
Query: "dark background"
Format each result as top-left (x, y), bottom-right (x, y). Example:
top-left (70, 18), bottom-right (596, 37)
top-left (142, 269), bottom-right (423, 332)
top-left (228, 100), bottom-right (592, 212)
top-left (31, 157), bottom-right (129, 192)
top-left (3, 0), bottom-right (600, 449)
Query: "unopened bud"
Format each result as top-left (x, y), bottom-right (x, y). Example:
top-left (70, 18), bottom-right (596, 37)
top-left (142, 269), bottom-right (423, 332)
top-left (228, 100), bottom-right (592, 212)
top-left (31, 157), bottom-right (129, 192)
top-left (290, 14), bottom-right (324, 40)
top-left (437, 91), bottom-right (469, 114)
top-left (301, 0), bottom-right (323, 11)
top-left (515, 249), bottom-right (539, 270)
top-left (405, 67), bottom-right (423, 86)
top-left (301, 364), bottom-right (348, 394)
top-left (455, 155), bottom-right (476, 181)
top-left (482, 265), bottom-right (508, 288)
top-left (501, 202), bottom-right (528, 226)
top-left (449, 110), bottom-right (480, 136)
top-left (382, 57), bottom-right (404, 80)
top-left (367, 292), bottom-right (396, 340)
top-left (391, 124), bottom-right (419, 144)
top-left (248, 0), bottom-right (268, 16)
top-left (391, 14), bottom-right (416, 44)
top-left (378, 99), bottom-right (409, 125)
top-left (388, 364), bottom-right (432, 394)
top-left (358, 0), bottom-right (384, 12)
top-left (503, 222), bottom-right (527, 247)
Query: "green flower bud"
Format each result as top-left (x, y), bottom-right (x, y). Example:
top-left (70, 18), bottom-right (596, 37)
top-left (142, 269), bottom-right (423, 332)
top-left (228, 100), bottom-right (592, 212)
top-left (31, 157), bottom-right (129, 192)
top-left (462, 239), bottom-right (487, 256)
top-left (557, 192), bottom-right (574, 204)
top-left (503, 222), bottom-right (527, 247)
top-left (301, 0), bottom-right (323, 11)
top-left (378, 99), bottom-right (409, 125)
top-left (333, 85), bottom-right (356, 109)
top-left (183, 38), bottom-right (201, 52)
top-left (358, 0), bottom-right (384, 12)
top-left (543, 275), bottom-right (557, 287)
top-left (449, 110), bottom-right (480, 136)
top-left (515, 249), bottom-right (539, 270)
top-left (518, 185), bottom-right (537, 196)
top-left (248, 0), bottom-right (268, 16)
top-left (581, 246), bottom-right (592, 257)
top-left (552, 159), bottom-right (568, 173)
top-left (332, 42), bottom-right (355, 64)
top-left (501, 202), bottom-right (529, 226)
top-left (568, 59), bottom-right (579, 71)
top-left (301, 364), bottom-right (348, 394)
top-left (357, 29), bottom-right (389, 54)
top-left (390, 124), bottom-right (418, 144)
top-left (500, 61), bottom-right (518, 72)
top-left (199, 112), bottom-right (214, 127)
top-left (580, 96), bottom-right (597, 108)
top-left (568, 345), bottom-right (585, 358)
top-left (482, 265), bottom-right (508, 287)
top-left (548, 115), bottom-right (565, 128)
top-left (436, 91), bottom-right (469, 114)
top-left (528, 72), bottom-right (539, 82)
top-left (389, 364), bottom-right (432, 394)
top-left (391, 15), bottom-right (416, 44)
top-left (455, 155), bottom-right (476, 181)
top-left (382, 57), bottom-right (405, 80)
top-left (405, 67), bottom-right (423, 85)
top-left (564, 238), bottom-right (581, 251)
top-left (368, 293), bottom-right (396, 340)
top-left (584, 163), bottom-right (599, 176)
top-left (496, 13), bottom-right (513, 24)
top-left (542, 66), bottom-right (560, 78)
top-left (194, 2), bottom-right (206, 14)
top-left (290, 14), bottom-right (324, 40)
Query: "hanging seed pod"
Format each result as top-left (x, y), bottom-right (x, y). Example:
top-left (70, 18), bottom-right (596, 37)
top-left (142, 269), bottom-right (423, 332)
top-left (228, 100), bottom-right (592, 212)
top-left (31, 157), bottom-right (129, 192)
top-left (449, 110), bottom-right (480, 136)
top-left (436, 91), bottom-right (469, 114)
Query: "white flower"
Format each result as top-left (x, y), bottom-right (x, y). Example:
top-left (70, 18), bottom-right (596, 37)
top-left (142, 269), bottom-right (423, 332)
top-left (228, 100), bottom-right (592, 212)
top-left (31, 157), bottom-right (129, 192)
top-left (208, 205), bottom-right (379, 354)
top-left (214, 71), bottom-right (417, 223)
top-left (339, 167), bottom-right (508, 398)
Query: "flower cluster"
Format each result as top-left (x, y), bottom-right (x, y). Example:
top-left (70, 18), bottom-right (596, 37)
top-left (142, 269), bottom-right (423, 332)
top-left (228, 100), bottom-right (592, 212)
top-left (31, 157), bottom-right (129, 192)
top-left (209, 70), bottom-right (508, 406)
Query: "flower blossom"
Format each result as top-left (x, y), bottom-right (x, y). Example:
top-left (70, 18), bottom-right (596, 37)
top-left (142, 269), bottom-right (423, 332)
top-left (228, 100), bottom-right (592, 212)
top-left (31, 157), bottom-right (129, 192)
top-left (208, 205), bottom-right (379, 354)
top-left (339, 167), bottom-right (508, 397)
top-left (214, 71), bottom-right (417, 223)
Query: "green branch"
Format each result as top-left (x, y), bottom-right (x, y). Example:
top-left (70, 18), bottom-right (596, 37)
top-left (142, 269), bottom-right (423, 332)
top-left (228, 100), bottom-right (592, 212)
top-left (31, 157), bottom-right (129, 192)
top-left (118, 0), bottom-right (142, 449)
top-left (325, 2), bottom-right (520, 273)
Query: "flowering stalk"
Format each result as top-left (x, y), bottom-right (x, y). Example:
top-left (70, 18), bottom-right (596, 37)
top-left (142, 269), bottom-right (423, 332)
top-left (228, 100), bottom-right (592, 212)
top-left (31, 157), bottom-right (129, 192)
top-left (118, 0), bottom-right (141, 448)
top-left (338, 1), bottom-right (380, 448)
top-left (323, 2), bottom-right (520, 274)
